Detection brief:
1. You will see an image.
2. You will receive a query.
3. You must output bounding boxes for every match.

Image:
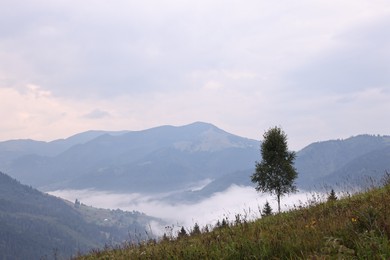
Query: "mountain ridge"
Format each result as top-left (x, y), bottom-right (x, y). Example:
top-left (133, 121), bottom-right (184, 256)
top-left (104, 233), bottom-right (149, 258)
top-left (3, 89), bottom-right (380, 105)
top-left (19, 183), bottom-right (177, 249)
top-left (0, 122), bottom-right (388, 199)
top-left (1, 122), bottom-right (260, 193)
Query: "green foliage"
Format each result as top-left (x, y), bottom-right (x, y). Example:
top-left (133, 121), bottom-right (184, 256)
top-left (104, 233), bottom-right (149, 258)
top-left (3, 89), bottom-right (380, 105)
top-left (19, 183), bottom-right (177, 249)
top-left (261, 201), bottom-right (273, 217)
top-left (251, 126), bottom-right (298, 212)
top-left (177, 226), bottom-right (188, 239)
top-left (327, 189), bottom-right (338, 202)
top-left (76, 185), bottom-right (390, 259)
top-left (190, 223), bottom-right (201, 236)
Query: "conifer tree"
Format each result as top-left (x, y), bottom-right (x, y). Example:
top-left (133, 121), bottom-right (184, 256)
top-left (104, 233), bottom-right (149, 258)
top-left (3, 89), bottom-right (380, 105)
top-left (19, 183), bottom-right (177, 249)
top-left (261, 201), bottom-right (273, 217)
top-left (216, 220), bottom-right (221, 228)
top-left (177, 226), bottom-right (188, 239)
top-left (190, 223), bottom-right (201, 236)
top-left (221, 218), bottom-right (228, 227)
top-left (327, 189), bottom-right (337, 202)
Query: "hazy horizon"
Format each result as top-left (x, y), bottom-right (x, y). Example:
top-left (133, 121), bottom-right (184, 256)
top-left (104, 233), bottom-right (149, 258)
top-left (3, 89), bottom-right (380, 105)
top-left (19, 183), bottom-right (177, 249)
top-left (1, 121), bottom-right (388, 152)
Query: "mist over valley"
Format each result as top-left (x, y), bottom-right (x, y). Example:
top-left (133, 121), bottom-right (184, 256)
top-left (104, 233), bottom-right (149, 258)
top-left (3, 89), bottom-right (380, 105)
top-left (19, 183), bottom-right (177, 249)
top-left (1, 122), bottom-right (389, 259)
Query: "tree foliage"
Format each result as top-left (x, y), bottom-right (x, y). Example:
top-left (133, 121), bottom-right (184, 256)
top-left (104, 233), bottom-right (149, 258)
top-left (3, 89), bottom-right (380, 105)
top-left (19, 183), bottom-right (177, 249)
top-left (178, 226), bottom-right (188, 239)
top-left (190, 223), bottom-right (201, 236)
top-left (261, 201), bottom-right (273, 217)
top-left (251, 127), bottom-right (298, 213)
top-left (327, 189), bottom-right (337, 202)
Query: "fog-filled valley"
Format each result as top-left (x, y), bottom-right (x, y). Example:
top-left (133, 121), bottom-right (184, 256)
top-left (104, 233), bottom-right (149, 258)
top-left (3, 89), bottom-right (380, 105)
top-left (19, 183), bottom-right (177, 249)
top-left (48, 186), bottom-right (320, 236)
top-left (2, 1), bottom-right (390, 257)
top-left (1, 122), bottom-right (389, 259)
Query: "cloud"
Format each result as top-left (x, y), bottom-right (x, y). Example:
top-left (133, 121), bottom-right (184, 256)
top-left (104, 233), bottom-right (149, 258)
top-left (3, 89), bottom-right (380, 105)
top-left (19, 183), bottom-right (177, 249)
top-left (0, 85), bottom-right (69, 140)
top-left (2, 1), bottom-right (387, 97)
top-left (48, 185), bottom-right (325, 234)
top-left (0, 84), bottom-right (124, 141)
top-left (0, 1), bottom-right (390, 150)
top-left (285, 16), bottom-right (390, 95)
top-left (83, 109), bottom-right (111, 119)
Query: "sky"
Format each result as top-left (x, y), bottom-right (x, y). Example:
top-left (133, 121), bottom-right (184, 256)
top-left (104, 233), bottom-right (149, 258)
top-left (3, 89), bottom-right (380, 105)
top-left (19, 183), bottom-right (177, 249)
top-left (1, 0), bottom-right (389, 151)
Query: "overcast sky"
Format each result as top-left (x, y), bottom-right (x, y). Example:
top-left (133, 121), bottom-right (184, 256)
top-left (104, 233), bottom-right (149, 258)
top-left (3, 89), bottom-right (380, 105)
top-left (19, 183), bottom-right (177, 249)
top-left (1, 0), bottom-right (389, 150)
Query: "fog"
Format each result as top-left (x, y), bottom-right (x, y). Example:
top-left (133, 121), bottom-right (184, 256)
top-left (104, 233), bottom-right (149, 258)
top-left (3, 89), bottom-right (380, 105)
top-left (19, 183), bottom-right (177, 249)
top-left (49, 185), bottom-right (325, 235)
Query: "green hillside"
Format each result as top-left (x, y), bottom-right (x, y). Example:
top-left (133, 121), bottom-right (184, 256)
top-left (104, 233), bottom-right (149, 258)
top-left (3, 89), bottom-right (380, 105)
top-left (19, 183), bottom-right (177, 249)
top-left (77, 177), bottom-right (390, 259)
top-left (0, 171), bottom-right (159, 260)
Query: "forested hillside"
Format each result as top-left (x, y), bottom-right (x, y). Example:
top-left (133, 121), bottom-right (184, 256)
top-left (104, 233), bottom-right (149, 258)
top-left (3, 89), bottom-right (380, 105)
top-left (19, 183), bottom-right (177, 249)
top-left (0, 171), bottom-right (158, 259)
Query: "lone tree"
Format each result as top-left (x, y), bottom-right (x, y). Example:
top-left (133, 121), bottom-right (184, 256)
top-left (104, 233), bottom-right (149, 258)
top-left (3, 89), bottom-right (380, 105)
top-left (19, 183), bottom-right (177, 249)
top-left (251, 126), bottom-right (298, 213)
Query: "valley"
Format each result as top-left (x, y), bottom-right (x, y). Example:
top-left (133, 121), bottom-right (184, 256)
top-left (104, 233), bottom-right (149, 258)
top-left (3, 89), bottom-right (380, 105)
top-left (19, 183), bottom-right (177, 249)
top-left (0, 122), bottom-right (389, 258)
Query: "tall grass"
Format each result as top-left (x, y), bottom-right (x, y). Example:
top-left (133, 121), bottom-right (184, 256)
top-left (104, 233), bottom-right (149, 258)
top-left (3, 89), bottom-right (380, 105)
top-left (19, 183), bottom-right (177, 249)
top-left (76, 182), bottom-right (390, 259)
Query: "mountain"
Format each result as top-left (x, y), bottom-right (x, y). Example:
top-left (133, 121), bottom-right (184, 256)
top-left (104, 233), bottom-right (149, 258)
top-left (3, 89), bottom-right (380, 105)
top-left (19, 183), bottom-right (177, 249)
top-left (0, 130), bottom-right (128, 168)
top-left (185, 134), bottom-right (390, 198)
top-left (3, 124), bottom-right (388, 258)
top-left (0, 122), bottom-right (389, 199)
top-left (1, 122), bottom-right (259, 193)
top-left (0, 171), bottom-right (160, 260)
top-left (321, 145), bottom-right (390, 188)
top-left (295, 134), bottom-right (390, 189)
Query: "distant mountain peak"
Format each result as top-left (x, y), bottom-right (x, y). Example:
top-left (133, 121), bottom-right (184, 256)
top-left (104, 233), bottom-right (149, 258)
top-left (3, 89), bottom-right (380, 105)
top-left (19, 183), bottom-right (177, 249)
top-left (185, 121), bottom-right (217, 127)
top-left (173, 123), bottom-right (255, 152)
top-left (180, 121), bottom-right (221, 132)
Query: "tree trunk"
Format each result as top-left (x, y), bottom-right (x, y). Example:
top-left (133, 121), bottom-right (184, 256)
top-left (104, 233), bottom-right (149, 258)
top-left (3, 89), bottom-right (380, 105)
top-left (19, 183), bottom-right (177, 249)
top-left (277, 193), bottom-right (281, 213)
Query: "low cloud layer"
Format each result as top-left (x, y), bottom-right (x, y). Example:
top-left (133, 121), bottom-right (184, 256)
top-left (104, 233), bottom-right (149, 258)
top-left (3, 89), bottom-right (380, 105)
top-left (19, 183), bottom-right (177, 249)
top-left (49, 185), bottom-right (325, 235)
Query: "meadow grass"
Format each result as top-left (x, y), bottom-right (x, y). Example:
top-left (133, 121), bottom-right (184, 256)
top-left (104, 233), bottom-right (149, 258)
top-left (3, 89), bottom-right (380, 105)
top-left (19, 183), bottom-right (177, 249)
top-left (76, 183), bottom-right (390, 259)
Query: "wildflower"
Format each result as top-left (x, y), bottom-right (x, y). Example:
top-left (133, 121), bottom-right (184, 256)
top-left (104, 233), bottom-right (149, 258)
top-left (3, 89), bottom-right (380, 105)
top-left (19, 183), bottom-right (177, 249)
top-left (351, 217), bottom-right (357, 223)
top-left (306, 220), bottom-right (316, 229)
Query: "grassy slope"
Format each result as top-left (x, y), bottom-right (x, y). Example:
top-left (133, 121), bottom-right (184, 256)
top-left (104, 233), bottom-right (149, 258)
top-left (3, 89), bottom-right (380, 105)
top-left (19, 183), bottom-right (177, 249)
top-left (77, 185), bottom-right (390, 259)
